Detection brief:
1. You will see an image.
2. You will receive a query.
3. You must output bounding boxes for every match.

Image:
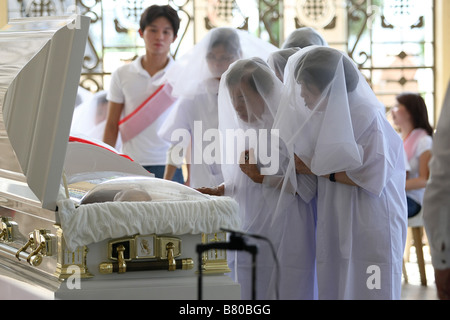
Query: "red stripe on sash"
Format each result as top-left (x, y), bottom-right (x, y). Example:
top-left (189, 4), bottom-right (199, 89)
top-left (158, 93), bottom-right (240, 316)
top-left (118, 84), bottom-right (165, 125)
top-left (118, 83), bottom-right (176, 143)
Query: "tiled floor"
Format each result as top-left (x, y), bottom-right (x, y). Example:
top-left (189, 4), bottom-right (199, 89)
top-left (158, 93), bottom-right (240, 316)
top-left (401, 239), bottom-right (439, 300)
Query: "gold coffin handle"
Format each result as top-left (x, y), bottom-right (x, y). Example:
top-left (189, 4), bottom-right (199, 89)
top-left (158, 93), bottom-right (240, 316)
top-left (15, 238), bottom-right (33, 261)
top-left (15, 229), bottom-right (55, 267)
top-left (167, 242), bottom-right (176, 271)
top-left (117, 245), bottom-right (127, 274)
top-left (26, 242), bottom-right (45, 266)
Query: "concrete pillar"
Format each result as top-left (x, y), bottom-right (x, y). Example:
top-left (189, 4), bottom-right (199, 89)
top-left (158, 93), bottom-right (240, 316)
top-left (435, 0), bottom-right (450, 123)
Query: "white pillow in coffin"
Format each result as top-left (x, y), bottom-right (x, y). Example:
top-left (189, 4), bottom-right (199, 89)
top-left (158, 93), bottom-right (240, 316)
top-left (80, 176), bottom-right (208, 204)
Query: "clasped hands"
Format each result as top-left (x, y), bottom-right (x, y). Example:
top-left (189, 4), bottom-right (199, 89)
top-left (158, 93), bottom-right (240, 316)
top-left (195, 149), bottom-right (262, 196)
top-left (238, 150), bottom-right (312, 183)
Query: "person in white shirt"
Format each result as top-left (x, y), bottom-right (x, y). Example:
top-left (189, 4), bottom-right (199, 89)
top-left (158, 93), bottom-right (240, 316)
top-left (391, 93), bottom-right (433, 218)
top-left (423, 82), bottom-right (450, 300)
top-left (103, 5), bottom-right (183, 183)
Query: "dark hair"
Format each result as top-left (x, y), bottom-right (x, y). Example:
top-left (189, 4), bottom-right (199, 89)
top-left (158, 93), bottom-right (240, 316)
top-left (396, 93), bottom-right (433, 136)
top-left (139, 5), bottom-right (180, 37)
top-left (294, 47), bottom-right (359, 93)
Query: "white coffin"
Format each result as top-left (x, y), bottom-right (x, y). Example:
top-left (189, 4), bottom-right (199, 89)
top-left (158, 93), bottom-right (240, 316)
top-left (0, 16), bottom-right (241, 300)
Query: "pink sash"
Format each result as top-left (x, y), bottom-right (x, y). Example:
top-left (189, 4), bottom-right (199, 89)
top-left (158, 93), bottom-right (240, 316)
top-left (403, 129), bottom-right (428, 161)
top-left (118, 83), bottom-right (176, 143)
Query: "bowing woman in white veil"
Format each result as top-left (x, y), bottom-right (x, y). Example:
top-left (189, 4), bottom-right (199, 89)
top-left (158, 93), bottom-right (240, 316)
top-left (198, 58), bottom-right (317, 300)
top-left (273, 46), bottom-right (407, 299)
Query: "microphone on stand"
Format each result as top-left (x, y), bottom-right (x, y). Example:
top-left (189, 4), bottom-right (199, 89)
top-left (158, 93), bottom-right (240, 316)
top-left (196, 228), bottom-right (258, 300)
top-left (220, 228), bottom-right (280, 300)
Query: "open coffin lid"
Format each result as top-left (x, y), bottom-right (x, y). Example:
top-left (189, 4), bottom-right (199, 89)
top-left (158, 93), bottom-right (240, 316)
top-left (0, 15), bottom-right (92, 210)
top-left (0, 16), bottom-right (240, 253)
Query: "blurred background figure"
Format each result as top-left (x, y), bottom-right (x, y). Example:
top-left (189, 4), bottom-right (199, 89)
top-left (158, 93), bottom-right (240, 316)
top-left (391, 92), bottom-right (433, 218)
top-left (159, 27), bottom-right (277, 188)
top-left (75, 86), bottom-right (93, 108)
top-left (71, 91), bottom-right (123, 150)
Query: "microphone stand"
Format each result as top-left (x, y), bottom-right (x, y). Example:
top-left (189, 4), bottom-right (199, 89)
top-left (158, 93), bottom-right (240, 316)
top-left (196, 231), bottom-right (258, 300)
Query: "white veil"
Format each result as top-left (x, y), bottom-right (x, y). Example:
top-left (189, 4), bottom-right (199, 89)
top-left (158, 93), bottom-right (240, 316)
top-left (218, 58), bottom-right (283, 224)
top-left (158, 27), bottom-right (277, 189)
top-left (267, 47), bottom-right (299, 81)
top-left (273, 46), bottom-right (401, 195)
top-left (272, 46), bottom-right (407, 299)
top-left (281, 27), bottom-right (328, 49)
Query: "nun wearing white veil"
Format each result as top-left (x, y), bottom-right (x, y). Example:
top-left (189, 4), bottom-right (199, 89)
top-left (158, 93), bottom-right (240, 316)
top-left (273, 46), bottom-right (407, 299)
top-left (158, 27), bottom-right (277, 188)
top-left (198, 58), bottom-right (317, 300)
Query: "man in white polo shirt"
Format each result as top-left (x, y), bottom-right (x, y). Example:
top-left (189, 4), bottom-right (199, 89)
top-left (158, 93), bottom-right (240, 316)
top-left (103, 4), bottom-right (183, 183)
